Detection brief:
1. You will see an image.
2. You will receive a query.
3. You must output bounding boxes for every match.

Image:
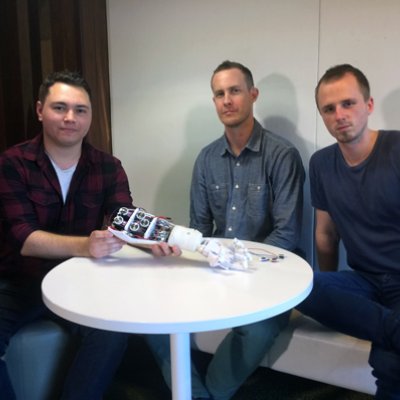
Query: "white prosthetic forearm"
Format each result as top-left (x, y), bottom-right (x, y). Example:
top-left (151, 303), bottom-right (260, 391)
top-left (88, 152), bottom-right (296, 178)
top-left (109, 207), bottom-right (251, 270)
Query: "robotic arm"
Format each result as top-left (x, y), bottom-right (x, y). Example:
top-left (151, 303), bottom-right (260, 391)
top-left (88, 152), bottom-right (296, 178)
top-left (108, 207), bottom-right (251, 271)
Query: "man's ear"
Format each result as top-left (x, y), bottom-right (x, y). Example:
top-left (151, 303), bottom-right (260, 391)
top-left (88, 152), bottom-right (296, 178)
top-left (250, 87), bottom-right (259, 102)
top-left (36, 101), bottom-right (43, 121)
top-left (367, 96), bottom-right (374, 115)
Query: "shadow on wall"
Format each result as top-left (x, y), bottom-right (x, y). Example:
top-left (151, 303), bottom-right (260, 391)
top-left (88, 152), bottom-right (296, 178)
top-left (256, 73), bottom-right (312, 164)
top-left (381, 88), bottom-right (400, 129)
top-left (256, 73), bottom-right (314, 264)
top-left (153, 104), bottom-right (220, 226)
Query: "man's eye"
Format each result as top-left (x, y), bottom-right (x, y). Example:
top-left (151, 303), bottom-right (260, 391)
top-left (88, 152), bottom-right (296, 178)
top-left (342, 100), bottom-right (354, 108)
top-left (230, 88), bottom-right (240, 94)
top-left (53, 105), bottom-right (65, 111)
top-left (322, 106), bottom-right (334, 114)
top-left (76, 108), bottom-right (87, 114)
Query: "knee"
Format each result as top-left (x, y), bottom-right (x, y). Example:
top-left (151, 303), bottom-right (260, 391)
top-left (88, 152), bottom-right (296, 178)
top-left (145, 334), bottom-right (170, 358)
top-left (296, 295), bottom-right (314, 315)
top-left (101, 331), bottom-right (128, 347)
top-left (81, 327), bottom-right (128, 351)
top-left (233, 314), bottom-right (288, 345)
top-left (296, 273), bottom-right (328, 315)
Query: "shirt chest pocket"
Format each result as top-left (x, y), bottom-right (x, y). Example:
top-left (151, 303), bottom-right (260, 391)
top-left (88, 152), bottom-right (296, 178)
top-left (247, 183), bottom-right (269, 217)
top-left (73, 191), bottom-right (105, 218)
top-left (28, 189), bottom-right (61, 226)
top-left (208, 183), bottom-right (229, 212)
top-left (64, 192), bottom-right (106, 234)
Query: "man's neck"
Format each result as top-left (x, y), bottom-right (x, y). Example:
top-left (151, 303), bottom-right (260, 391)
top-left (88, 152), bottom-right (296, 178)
top-left (44, 141), bottom-right (82, 170)
top-left (339, 129), bottom-right (379, 167)
top-left (225, 118), bottom-right (255, 156)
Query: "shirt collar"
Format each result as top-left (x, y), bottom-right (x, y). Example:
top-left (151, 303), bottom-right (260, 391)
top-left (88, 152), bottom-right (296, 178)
top-left (22, 133), bottom-right (94, 166)
top-left (23, 134), bottom-right (47, 164)
top-left (219, 119), bottom-right (263, 156)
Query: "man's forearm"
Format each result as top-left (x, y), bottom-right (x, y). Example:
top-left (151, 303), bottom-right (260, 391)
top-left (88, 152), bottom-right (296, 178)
top-left (21, 230), bottom-right (90, 258)
top-left (316, 239), bottom-right (339, 271)
top-left (317, 251), bottom-right (339, 271)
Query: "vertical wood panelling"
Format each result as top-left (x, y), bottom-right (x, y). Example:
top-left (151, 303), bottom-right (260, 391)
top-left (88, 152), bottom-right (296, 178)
top-left (0, 0), bottom-right (111, 153)
top-left (79, 0), bottom-right (112, 152)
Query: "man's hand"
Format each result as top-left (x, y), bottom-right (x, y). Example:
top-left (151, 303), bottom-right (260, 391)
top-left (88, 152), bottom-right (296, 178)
top-left (88, 230), bottom-right (125, 258)
top-left (151, 242), bottom-right (182, 257)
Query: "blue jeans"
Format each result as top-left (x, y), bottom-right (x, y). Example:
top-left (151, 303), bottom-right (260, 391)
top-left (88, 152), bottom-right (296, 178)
top-left (296, 270), bottom-right (400, 400)
top-left (0, 278), bottom-right (128, 400)
top-left (146, 312), bottom-right (289, 400)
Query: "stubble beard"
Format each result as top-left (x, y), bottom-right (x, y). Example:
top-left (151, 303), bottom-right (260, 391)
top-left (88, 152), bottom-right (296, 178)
top-left (335, 124), bottom-right (367, 145)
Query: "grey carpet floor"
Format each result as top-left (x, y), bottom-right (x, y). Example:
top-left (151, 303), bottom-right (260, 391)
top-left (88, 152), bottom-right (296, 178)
top-left (106, 336), bottom-right (374, 400)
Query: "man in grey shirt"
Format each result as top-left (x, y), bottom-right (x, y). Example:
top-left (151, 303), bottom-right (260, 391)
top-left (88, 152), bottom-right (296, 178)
top-left (191, 71), bottom-right (303, 248)
top-left (147, 60), bottom-right (305, 400)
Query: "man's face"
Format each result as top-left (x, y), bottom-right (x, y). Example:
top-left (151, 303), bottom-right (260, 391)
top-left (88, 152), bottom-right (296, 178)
top-left (36, 82), bottom-right (92, 149)
top-left (211, 68), bottom-right (258, 128)
top-left (317, 73), bottom-right (373, 144)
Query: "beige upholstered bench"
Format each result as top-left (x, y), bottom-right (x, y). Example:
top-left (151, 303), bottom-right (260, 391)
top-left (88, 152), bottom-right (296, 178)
top-left (192, 310), bottom-right (376, 395)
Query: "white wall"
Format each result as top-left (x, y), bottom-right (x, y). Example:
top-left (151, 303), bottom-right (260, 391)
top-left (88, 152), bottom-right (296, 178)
top-left (107, 0), bottom-right (400, 266)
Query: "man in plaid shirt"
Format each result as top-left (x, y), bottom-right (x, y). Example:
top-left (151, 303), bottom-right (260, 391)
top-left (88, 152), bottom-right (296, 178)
top-left (0, 70), bottom-right (179, 400)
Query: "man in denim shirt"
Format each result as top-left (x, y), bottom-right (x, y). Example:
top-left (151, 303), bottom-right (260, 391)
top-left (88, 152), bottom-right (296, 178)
top-left (191, 61), bottom-right (304, 249)
top-left (147, 61), bottom-right (304, 400)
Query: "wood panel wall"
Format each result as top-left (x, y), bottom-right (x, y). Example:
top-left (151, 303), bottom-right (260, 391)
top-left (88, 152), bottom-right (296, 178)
top-left (0, 0), bottom-right (112, 153)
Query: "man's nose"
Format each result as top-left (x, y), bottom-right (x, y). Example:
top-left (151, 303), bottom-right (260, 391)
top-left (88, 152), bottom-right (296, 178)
top-left (64, 109), bottom-right (76, 121)
top-left (223, 93), bottom-right (232, 104)
top-left (335, 106), bottom-right (345, 120)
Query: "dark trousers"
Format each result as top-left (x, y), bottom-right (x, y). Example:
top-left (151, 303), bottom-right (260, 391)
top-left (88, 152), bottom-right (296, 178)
top-left (0, 278), bottom-right (128, 400)
top-left (296, 270), bottom-right (400, 400)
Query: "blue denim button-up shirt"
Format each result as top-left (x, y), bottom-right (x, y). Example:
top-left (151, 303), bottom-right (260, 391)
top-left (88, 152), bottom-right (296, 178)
top-left (190, 119), bottom-right (304, 250)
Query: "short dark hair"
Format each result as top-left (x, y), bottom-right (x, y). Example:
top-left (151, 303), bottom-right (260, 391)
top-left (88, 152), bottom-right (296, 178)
top-left (315, 64), bottom-right (370, 105)
top-left (212, 60), bottom-right (254, 89)
top-left (38, 70), bottom-right (92, 104)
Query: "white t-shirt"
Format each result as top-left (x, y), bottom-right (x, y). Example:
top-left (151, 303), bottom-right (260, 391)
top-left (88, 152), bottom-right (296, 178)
top-left (49, 158), bottom-right (77, 203)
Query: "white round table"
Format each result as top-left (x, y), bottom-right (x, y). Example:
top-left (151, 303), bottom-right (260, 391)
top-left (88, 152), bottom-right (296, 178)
top-left (42, 240), bottom-right (313, 400)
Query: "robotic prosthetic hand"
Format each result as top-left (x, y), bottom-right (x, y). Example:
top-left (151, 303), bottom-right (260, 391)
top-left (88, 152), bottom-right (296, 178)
top-left (108, 207), bottom-right (252, 271)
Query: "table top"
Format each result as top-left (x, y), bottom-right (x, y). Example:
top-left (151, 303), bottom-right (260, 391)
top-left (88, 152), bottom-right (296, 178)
top-left (42, 240), bottom-right (313, 334)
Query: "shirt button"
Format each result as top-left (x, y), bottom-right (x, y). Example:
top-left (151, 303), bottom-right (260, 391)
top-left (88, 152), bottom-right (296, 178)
top-left (257, 186), bottom-right (261, 190)
top-left (236, 162), bottom-right (240, 167)
top-left (215, 185), bottom-right (219, 190)
top-left (228, 227), bottom-right (233, 232)
top-left (232, 206), bottom-right (236, 210)
top-left (235, 184), bottom-right (239, 189)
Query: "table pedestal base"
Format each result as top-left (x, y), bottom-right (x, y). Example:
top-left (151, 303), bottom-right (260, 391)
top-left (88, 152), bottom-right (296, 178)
top-left (170, 332), bottom-right (192, 400)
